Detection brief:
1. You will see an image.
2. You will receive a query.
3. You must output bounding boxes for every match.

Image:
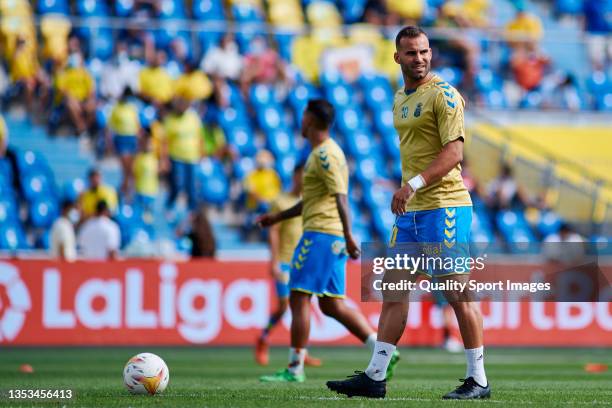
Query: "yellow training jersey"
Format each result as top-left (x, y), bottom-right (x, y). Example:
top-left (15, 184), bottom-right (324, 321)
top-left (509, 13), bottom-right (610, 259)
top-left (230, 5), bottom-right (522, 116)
top-left (80, 185), bottom-right (118, 217)
top-left (10, 49), bottom-right (38, 81)
top-left (163, 109), bottom-right (202, 163)
top-left (302, 137), bottom-right (348, 237)
top-left (270, 192), bottom-right (302, 263)
top-left (55, 67), bottom-right (95, 102)
top-left (175, 71), bottom-right (213, 102)
top-left (139, 66), bottom-right (174, 103)
top-left (393, 74), bottom-right (471, 211)
top-left (133, 152), bottom-right (159, 197)
top-left (109, 101), bottom-right (140, 136)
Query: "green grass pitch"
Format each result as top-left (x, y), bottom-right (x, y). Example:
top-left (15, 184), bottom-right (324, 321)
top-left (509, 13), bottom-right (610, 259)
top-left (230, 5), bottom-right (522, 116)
top-left (1, 347), bottom-right (611, 407)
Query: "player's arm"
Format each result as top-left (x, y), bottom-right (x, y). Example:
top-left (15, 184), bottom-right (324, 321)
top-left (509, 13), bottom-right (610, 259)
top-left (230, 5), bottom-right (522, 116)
top-left (256, 201), bottom-right (303, 228)
top-left (335, 193), bottom-right (360, 259)
top-left (268, 223), bottom-right (283, 280)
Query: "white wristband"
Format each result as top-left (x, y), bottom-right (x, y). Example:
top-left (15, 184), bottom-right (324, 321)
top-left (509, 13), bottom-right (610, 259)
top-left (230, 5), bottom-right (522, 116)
top-left (408, 174), bottom-right (426, 191)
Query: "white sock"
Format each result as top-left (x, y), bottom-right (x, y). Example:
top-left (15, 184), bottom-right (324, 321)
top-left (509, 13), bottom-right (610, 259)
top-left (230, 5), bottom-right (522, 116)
top-left (465, 346), bottom-right (487, 386)
top-left (288, 347), bottom-right (306, 375)
top-left (365, 341), bottom-right (396, 381)
top-left (365, 333), bottom-right (377, 351)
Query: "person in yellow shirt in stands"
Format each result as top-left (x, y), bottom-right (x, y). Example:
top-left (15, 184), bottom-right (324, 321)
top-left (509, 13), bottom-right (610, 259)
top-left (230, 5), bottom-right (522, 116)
top-left (162, 97), bottom-right (203, 211)
top-left (139, 49), bottom-right (174, 107)
top-left (10, 36), bottom-right (49, 113)
top-left (174, 59), bottom-right (213, 105)
top-left (505, 1), bottom-right (543, 51)
top-left (244, 150), bottom-right (281, 211)
top-left (54, 52), bottom-right (97, 138)
top-left (79, 168), bottom-right (118, 221)
top-left (133, 135), bottom-right (159, 212)
top-left (107, 88), bottom-right (141, 194)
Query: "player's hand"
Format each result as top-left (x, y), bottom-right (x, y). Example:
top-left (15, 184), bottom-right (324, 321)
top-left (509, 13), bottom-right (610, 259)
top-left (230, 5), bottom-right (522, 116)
top-left (391, 185), bottom-right (415, 216)
top-left (255, 213), bottom-right (276, 228)
top-left (270, 263), bottom-right (283, 281)
top-left (345, 235), bottom-right (361, 260)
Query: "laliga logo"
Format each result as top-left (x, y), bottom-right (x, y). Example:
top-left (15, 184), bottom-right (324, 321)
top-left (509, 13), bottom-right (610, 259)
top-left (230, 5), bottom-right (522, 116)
top-left (0, 262), bottom-right (31, 342)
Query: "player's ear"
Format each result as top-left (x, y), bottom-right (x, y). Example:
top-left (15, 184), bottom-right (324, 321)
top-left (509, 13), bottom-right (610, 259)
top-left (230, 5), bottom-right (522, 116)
top-left (393, 51), bottom-right (400, 65)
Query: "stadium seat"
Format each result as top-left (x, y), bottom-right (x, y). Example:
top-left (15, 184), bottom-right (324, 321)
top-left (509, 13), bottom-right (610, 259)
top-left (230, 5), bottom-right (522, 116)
top-left (0, 224), bottom-right (29, 250)
top-left (22, 172), bottom-right (54, 202)
top-left (225, 127), bottom-right (257, 157)
top-left (324, 83), bottom-right (354, 108)
top-left (256, 105), bottom-right (285, 132)
top-left (29, 198), bottom-right (59, 229)
top-left (17, 150), bottom-right (52, 177)
top-left (338, 0), bottom-right (367, 23)
top-left (275, 154), bottom-right (297, 187)
top-left (233, 156), bottom-right (256, 180)
top-left (35, 229), bottom-right (50, 250)
top-left (0, 198), bottom-right (19, 225)
top-left (193, 0), bottom-right (225, 20)
top-left (435, 66), bottom-right (463, 88)
top-left (62, 178), bottom-right (86, 202)
top-left (77, 0), bottom-right (108, 16)
top-left (344, 130), bottom-right (375, 159)
top-left (37, 0), bottom-right (69, 14)
top-left (115, 0), bottom-right (134, 16)
top-left (159, 0), bottom-right (186, 18)
top-left (232, 3), bottom-right (263, 23)
top-left (197, 158), bottom-right (230, 205)
top-left (266, 129), bottom-right (296, 158)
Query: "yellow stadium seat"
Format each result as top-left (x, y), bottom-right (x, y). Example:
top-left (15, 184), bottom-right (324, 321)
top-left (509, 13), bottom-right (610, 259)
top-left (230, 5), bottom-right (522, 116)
top-left (292, 35), bottom-right (324, 82)
top-left (0, 0), bottom-right (32, 17)
top-left (306, 1), bottom-right (342, 28)
top-left (40, 14), bottom-right (72, 63)
top-left (387, 0), bottom-right (425, 20)
top-left (348, 23), bottom-right (382, 47)
top-left (269, 1), bottom-right (304, 28)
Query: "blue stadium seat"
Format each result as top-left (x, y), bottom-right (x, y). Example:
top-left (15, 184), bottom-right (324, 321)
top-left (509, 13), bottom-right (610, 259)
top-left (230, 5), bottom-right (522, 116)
top-left (0, 225), bottom-right (29, 250)
top-left (325, 83), bottom-right (354, 108)
top-left (193, 0), bottom-right (224, 20)
top-left (38, 0), bottom-right (69, 14)
top-left (435, 67), bottom-right (463, 88)
top-left (235, 31), bottom-right (266, 54)
top-left (338, 0), bottom-right (367, 23)
top-left (17, 150), bottom-right (52, 177)
top-left (288, 83), bottom-right (320, 125)
top-left (224, 127), bottom-right (257, 157)
top-left (555, 0), bottom-right (583, 15)
top-left (475, 68), bottom-right (503, 92)
top-left (495, 210), bottom-right (537, 253)
top-left (344, 130), bottom-right (374, 159)
top-left (22, 172), bottom-right (54, 202)
top-left (77, 0), bottom-right (109, 16)
top-left (0, 198), bottom-right (18, 225)
top-left (537, 211), bottom-right (562, 237)
top-left (233, 156), bottom-right (256, 180)
top-left (275, 154), bottom-right (297, 188)
top-left (115, 0), bottom-right (134, 16)
top-left (232, 3), bottom-right (263, 22)
top-left (29, 198), bottom-right (59, 229)
top-left (0, 158), bottom-right (14, 184)
top-left (62, 178), bottom-right (86, 202)
top-left (360, 73), bottom-right (394, 111)
top-left (159, 0), bottom-right (186, 18)
top-left (218, 107), bottom-right (248, 129)
top-left (35, 230), bottom-right (51, 250)
top-left (275, 33), bottom-right (296, 61)
top-left (250, 84), bottom-right (282, 107)
top-left (199, 30), bottom-right (224, 55)
top-left (197, 158), bottom-right (229, 205)
top-left (266, 129), bottom-right (296, 158)
top-left (355, 156), bottom-right (388, 185)
top-left (257, 105), bottom-right (285, 132)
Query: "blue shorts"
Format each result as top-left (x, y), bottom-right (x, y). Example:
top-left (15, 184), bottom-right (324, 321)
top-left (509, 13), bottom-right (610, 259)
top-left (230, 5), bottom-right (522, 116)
top-left (274, 262), bottom-right (291, 299)
top-left (389, 206), bottom-right (472, 277)
top-left (290, 231), bottom-right (347, 298)
top-left (114, 135), bottom-right (138, 155)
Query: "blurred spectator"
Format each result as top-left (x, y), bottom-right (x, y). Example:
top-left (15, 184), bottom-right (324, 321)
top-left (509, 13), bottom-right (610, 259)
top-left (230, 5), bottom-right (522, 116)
top-left (241, 37), bottom-right (292, 96)
top-left (486, 164), bottom-right (529, 210)
top-left (244, 150), bottom-right (281, 211)
top-left (139, 49), bottom-right (174, 107)
top-left (54, 52), bottom-right (97, 138)
top-left (510, 47), bottom-right (550, 91)
top-left (79, 168), bottom-right (118, 220)
top-left (200, 33), bottom-right (243, 81)
top-left (162, 97), bottom-right (203, 211)
top-left (167, 38), bottom-right (189, 78)
top-left (386, 0), bottom-right (425, 23)
top-left (0, 114), bottom-right (19, 191)
top-left (505, 2), bottom-right (544, 51)
top-left (49, 200), bottom-right (78, 262)
top-left (174, 59), bottom-right (214, 107)
top-left (178, 204), bottom-right (216, 258)
top-left (363, 0), bottom-right (400, 25)
top-left (542, 72), bottom-right (582, 111)
top-left (77, 200), bottom-right (121, 260)
top-left (107, 88), bottom-right (141, 194)
top-left (40, 14), bottom-right (71, 70)
top-left (100, 41), bottom-right (141, 102)
top-left (9, 36), bottom-right (48, 113)
top-left (544, 222), bottom-right (584, 243)
top-left (0, 114), bottom-right (7, 158)
top-left (133, 135), bottom-right (159, 212)
top-left (202, 126), bottom-right (237, 161)
top-left (583, 0), bottom-right (612, 70)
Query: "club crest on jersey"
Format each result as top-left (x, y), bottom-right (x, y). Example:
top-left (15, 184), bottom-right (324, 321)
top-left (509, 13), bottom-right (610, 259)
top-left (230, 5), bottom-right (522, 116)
top-left (414, 103), bottom-right (423, 117)
top-left (401, 106), bottom-right (408, 119)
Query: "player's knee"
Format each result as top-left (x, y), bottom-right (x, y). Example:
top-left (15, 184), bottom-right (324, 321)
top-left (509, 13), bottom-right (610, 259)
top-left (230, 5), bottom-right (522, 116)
top-left (319, 299), bottom-right (342, 317)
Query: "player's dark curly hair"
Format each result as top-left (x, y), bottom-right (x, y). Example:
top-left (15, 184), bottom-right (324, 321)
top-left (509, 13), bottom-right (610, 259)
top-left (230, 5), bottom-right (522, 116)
top-left (395, 26), bottom-right (428, 48)
top-left (305, 99), bottom-right (335, 130)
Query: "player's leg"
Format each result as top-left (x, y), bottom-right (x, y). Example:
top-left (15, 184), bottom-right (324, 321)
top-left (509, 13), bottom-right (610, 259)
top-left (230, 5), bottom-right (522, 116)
top-left (436, 206), bottom-right (490, 399)
top-left (255, 264), bottom-right (290, 366)
top-left (318, 296), bottom-right (373, 342)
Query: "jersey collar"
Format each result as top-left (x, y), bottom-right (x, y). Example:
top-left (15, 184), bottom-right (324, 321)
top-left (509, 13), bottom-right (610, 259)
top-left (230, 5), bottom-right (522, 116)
top-left (403, 74), bottom-right (439, 95)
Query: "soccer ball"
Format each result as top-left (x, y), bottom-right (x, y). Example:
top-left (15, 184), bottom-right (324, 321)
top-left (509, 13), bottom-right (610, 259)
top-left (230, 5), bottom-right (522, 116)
top-left (123, 353), bottom-right (169, 395)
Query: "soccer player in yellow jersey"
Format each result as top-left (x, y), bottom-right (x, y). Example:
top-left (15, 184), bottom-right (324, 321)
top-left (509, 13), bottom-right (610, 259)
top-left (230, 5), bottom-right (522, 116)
top-left (258, 100), bottom-right (398, 383)
top-left (254, 164), bottom-right (321, 367)
top-left (327, 26), bottom-right (490, 400)
top-left (133, 136), bottom-right (159, 212)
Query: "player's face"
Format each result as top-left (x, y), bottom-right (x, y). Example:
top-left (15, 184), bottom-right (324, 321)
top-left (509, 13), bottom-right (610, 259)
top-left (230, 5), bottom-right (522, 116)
top-left (301, 111), bottom-right (313, 139)
top-left (394, 34), bottom-right (432, 82)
